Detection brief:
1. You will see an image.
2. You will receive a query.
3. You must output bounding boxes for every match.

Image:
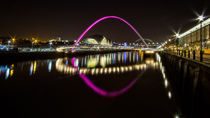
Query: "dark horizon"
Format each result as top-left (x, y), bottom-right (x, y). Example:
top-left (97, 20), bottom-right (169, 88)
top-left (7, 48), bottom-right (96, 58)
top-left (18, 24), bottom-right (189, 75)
top-left (0, 0), bottom-right (210, 43)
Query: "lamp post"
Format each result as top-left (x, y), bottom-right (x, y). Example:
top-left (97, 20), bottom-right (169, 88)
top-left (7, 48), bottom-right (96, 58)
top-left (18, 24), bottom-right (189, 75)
top-left (8, 40), bottom-right (11, 45)
top-left (175, 33), bottom-right (180, 55)
top-left (32, 42), bottom-right (34, 48)
top-left (49, 42), bottom-right (53, 48)
top-left (197, 15), bottom-right (205, 62)
top-left (11, 38), bottom-right (16, 45)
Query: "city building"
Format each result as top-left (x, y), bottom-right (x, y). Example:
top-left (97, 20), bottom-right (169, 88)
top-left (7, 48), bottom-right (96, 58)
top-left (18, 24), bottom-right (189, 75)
top-left (0, 36), bottom-right (10, 45)
top-left (49, 37), bottom-right (72, 46)
top-left (178, 18), bottom-right (210, 49)
top-left (83, 35), bottom-right (112, 46)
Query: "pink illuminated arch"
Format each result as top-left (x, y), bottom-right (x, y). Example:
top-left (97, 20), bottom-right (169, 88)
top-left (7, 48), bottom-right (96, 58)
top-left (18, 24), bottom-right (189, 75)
top-left (72, 16), bottom-right (147, 50)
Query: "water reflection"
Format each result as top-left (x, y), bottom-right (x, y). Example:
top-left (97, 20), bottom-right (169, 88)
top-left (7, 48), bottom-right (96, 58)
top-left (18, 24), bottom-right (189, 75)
top-left (56, 51), bottom-right (159, 76)
top-left (53, 51), bottom-right (159, 97)
top-left (0, 51), bottom-right (160, 97)
top-left (156, 53), bottom-right (172, 99)
top-left (29, 61), bottom-right (37, 75)
top-left (48, 60), bottom-right (52, 72)
top-left (0, 59), bottom-right (58, 80)
top-left (0, 64), bottom-right (14, 79)
top-left (156, 53), bottom-right (182, 118)
top-left (0, 51), bottom-right (182, 117)
top-left (72, 51), bottom-right (143, 68)
top-left (56, 59), bottom-right (149, 75)
top-left (0, 51), bottom-right (159, 79)
top-left (71, 56), bottom-right (146, 97)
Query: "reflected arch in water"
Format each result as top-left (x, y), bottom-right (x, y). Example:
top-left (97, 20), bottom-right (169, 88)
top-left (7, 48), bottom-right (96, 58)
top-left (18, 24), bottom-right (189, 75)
top-left (72, 16), bottom-right (147, 50)
top-left (71, 57), bottom-right (145, 97)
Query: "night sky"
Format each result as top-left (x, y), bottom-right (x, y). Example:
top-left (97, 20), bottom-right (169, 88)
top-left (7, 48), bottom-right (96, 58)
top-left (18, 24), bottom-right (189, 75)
top-left (0, 0), bottom-right (210, 43)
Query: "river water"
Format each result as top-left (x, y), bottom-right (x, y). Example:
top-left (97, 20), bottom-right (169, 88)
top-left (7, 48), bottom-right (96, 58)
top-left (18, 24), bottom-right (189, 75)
top-left (0, 51), bottom-right (184, 118)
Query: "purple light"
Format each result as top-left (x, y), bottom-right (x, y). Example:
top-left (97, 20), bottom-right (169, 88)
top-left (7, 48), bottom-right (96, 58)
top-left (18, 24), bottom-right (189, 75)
top-left (71, 57), bottom-right (145, 97)
top-left (72, 16), bottom-right (147, 50)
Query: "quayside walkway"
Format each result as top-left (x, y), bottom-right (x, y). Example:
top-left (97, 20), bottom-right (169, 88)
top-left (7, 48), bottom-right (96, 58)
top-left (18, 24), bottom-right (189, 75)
top-left (163, 50), bottom-right (210, 67)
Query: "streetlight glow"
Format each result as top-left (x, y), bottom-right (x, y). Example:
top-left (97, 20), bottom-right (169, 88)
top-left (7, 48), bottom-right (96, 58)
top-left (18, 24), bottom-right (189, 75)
top-left (12, 38), bottom-right (15, 42)
top-left (196, 14), bottom-right (207, 62)
top-left (197, 15), bottom-right (205, 22)
top-left (175, 33), bottom-right (180, 38)
top-left (8, 40), bottom-right (11, 45)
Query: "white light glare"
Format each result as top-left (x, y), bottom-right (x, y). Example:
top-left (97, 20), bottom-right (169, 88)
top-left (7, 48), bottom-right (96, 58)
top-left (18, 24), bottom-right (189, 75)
top-left (197, 15), bottom-right (205, 22)
top-left (174, 114), bottom-right (179, 118)
top-left (179, 17), bottom-right (210, 38)
top-left (175, 33), bottom-right (180, 38)
top-left (168, 91), bottom-right (172, 99)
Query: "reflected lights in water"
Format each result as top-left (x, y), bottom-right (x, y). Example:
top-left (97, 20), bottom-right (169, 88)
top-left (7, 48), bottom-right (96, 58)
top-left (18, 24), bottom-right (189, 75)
top-left (0, 64), bottom-right (14, 79)
top-left (75, 52), bottom-right (141, 68)
top-left (55, 52), bottom-right (159, 76)
top-left (168, 91), bottom-right (172, 99)
top-left (88, 57), bottom-right (98, 68)
top-left (56, 58), bottom-right (149, 76)
top-left (48, 60), bottom-right (52, 72)
top-left (71, 57), bottom-right (146, 97)
top-left (156, 53), bottom-right (182, 117)
top-left (29, 61), bottom-right (37, 75)
top-left (156, 53), bottom-right (174, 100)
top-left (174, 114), bottom-right (180, 118)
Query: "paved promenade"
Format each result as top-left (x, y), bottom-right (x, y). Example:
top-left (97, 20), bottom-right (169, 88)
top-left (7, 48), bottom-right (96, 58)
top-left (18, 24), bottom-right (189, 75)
top-left (165, 50), bottom-right (210, 66)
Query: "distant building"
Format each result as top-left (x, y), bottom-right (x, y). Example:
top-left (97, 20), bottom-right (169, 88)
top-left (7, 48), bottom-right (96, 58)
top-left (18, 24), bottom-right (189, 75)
top-left (49, 37), bottom-right (71, 46)
top-left (178, 18), bottom-right (210, 49)
top-left (83, 35), bottom-right (112, 46)
top-left (0, 36), bottom-right (10, 44)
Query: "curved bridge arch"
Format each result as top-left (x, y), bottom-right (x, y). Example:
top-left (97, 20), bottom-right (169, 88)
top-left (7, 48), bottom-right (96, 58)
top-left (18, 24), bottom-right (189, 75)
top-left (72, 16), bottom-right (147, 50)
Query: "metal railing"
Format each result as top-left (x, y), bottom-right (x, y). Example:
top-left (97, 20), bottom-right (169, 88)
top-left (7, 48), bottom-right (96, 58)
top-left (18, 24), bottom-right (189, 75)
top-left (167, 49), bottom-right (210, 64)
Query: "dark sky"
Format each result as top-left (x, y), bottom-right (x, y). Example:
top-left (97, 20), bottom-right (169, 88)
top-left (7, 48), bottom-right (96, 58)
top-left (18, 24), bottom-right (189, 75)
top-left (0, 0), bottom-right (210, 43)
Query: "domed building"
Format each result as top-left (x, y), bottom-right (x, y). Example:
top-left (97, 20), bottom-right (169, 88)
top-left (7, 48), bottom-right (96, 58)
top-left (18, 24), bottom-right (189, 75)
top-left (83, 35), bottom-right (112, 46)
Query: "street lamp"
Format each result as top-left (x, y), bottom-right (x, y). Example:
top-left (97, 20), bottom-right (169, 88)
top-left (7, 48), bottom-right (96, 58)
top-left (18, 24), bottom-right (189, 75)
top-left (32, 42), bottom-right (34, 48)
top-left (11, 38), bottom-right (16, 45)
top-left (197, 15), bottom-right (206, 62)
top-left (174, 33), bottom-right (180, 54)
top-left (8, 40), bottom-right (11, 45)
top-left (175, 33), bottom-right (180, 38)
top-left (197, 15), bottom-right (205, 22)
top-left (49, 42), bottom-right (53, 48)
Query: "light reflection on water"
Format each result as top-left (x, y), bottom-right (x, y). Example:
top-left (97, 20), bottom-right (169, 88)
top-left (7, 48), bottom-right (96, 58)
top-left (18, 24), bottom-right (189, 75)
top-left (156, 53), bottom-right (181, 118)
top-left (0, 51), bottom-right (160, 79)
top-left (56, 51), bottom-right (158, 76)
top-left (0, 51), bottom-right (182, 117)
top-left (0, 64), bottom-right (14, 79)
top-left (0, 60), bottom-right (55, 80)
top-left (0, 51), bottom-right (172, 99)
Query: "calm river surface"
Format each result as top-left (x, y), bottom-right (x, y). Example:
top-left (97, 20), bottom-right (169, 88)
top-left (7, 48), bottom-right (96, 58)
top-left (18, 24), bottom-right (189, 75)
top-left (0, 51), bottom-right (189, 118)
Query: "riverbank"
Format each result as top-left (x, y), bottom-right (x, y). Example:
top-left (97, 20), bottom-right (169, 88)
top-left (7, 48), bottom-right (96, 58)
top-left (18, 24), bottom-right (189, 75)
top-left (160, 51), bottom-right (210, 118)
